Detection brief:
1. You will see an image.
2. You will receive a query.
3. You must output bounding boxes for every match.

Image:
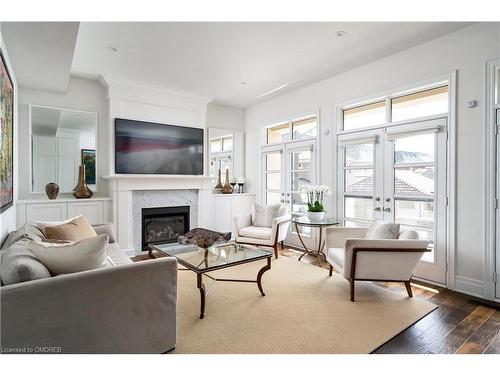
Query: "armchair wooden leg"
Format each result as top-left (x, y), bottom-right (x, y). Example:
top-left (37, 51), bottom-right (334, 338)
top-left (280, 241), bottom-right (284, 250)
top-left (329, 264), bottom-right (333, 277)
top-left (404, 280), bottom-right (413, 298)
top-left (349, 279), bottom-right (355, 302)
top-left (273, 244), bottom-right (279, 259)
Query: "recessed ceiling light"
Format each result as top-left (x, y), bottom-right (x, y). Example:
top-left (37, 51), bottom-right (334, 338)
top-left (107, 46), bottom-right (119, 53)
top-left (240, 81), bottom-right (247, 85)
top-left (335, 31), bottom-right (347, 38)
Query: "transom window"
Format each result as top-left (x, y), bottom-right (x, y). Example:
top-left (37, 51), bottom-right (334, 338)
top-left (341, 84), bottom-right (449, 131)
top-left (266, 116), bottom-right (317, 144)
top-left (210, 136), bottom-right (233, 153)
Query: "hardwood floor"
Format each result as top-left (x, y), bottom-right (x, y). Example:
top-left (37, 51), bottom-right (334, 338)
top-left (133, 246), bottom-right (500, 354)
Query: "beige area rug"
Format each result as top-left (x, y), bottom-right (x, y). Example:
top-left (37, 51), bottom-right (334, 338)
top-left (174, 256), bottom-right (436, 354)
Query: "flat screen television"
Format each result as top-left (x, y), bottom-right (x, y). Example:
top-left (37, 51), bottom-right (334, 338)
top-left (115, 118), bottom-right (204, 175)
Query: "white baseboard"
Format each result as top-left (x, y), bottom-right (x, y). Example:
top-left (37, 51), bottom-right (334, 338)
top-left (453, 275), bottom-right (485, 299)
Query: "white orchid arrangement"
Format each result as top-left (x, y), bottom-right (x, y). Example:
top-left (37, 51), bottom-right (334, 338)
top-left (298, 185), bottom-right (331, 212)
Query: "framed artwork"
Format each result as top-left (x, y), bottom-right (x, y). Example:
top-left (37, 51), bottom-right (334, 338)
top-left (81, 149), bottom-right (96, 185)
top-left (1, 50), bottom-right (14, 213)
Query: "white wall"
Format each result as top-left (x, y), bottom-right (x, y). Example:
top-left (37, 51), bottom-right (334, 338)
top-left (206, 102), bottom-right (244, 130)
top-left (244, 23), bottom-right (500, 298)
top-left (0, 24), bottom-right (19, 244)
top-left (17, 76), bottom-right (108, 199)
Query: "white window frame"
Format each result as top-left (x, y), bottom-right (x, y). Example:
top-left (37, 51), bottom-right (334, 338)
top-left (265, 113), bottom-right (319, 145)
top-left (485, 60), bottom-right (500, 302)
top-left (334, 72), bottom-right (457, 288)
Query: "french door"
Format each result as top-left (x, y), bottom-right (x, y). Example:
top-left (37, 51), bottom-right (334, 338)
top-left (338, 117), bottom-right (448, 284)
top-left (262, 140), bottom-right (316, 249)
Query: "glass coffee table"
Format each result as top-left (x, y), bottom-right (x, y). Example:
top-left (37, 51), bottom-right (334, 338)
top-left (292, 216), bottom-right (340, 266)
top-left (149, 242), bottom-right (272, 319)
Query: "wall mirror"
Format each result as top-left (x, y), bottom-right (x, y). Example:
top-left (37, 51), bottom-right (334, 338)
top-left (208, 128), bottom-right (244, 188)
top-left (30, 105), bottom-right (97, 194)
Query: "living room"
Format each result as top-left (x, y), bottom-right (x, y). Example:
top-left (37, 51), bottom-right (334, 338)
top-left (1, 0), bottom-right (499, 372)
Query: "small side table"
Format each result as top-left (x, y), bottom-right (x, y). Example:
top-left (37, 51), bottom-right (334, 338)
top-left (292, 216), bottom-right (340, 266)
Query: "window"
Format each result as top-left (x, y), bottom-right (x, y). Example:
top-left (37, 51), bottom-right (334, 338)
top-left (292, 117), bottom-right (317, 139)
top-left (267, 123), bottom-right (289, 144)
top-left (392, 86), bottom-right (448, 122)
top-left (266, 116), bottom-right (317, 144)
top-left (343, 101), bottom-right (386, 131)
top-left (222, 136), bottom-right (233, 151)
top-left (341, 83), bottom-right (449, 131)
top-left (210, 139), bottom-right (221, 153)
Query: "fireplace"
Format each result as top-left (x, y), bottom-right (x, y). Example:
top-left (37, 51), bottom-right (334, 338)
top-left (141, 206), bottom-right (190, 251)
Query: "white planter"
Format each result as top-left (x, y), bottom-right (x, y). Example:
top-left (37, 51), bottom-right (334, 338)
top-left (307, 211), bottom-right (325, 221)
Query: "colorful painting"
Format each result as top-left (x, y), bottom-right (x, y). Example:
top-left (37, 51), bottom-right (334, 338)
top-left (81, 149), bottom-right (96, 185)
top-left (1, 51), bottom-right (14, 213)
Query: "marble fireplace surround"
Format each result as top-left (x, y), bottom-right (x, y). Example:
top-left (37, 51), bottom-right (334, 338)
top-left (104, 175), bottom-right (212, 255)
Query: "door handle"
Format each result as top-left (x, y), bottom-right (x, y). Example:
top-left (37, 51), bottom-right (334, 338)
top-left (374, 207), bottom-right (381, 212)
top-left (383, 207), bottom-right (391, 212)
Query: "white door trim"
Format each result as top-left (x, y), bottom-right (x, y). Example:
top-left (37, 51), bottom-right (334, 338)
top-left (485, 59), bottom-right (500, 301)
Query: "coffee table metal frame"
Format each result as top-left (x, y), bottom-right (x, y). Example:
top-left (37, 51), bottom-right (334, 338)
top-left (149, 243), bottom-right (272, 319)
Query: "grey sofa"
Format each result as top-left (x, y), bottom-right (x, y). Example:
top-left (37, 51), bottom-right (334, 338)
top-left (0, 223), bottom-right (178, 354)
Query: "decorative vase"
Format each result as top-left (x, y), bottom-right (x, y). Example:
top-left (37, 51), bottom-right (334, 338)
top-left (45, 183), bottom-right (59, 200)
top-left (73, 165), bottom-right (94, 199)
top-left (222, 169), bottom-right (234, 194)
top-left (214, 169), bottom-right (223, 192)
top-left (307, 211), bottom-right (325, 221)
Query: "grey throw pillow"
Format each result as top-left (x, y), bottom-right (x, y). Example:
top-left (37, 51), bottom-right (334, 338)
top-left (0, 238), bottom-right (51, 285)
top-left (253, 203), bottom-right (281, 227)
top-left (92, 223), bottom-right (117, 243)
top-left (365, 221), bottom-right (400, 239)
top-left (29, 234), bottom-right (109, 275)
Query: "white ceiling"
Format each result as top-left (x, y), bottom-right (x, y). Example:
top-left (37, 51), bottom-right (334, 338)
top-left (72, 22), bottom-right (472, 108)
top-left (1, 22), bottom-right (79, 92)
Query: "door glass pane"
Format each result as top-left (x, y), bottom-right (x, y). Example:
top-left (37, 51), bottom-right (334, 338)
top-left (344, 220), bottom-right (367, 228)
top-left (291, 193), bottom-right (308, 214)
top-left (345, 169), bottom-right (373, 194)
top-left (394, 133), bottom-right (435, 164)
top-left (343, 101), bottom-right (386, 131)
top-left (345, 197), bottom-right (373, 220)
top-left (292, 118), bottom-right (317, 139)
top-left (220, 158), bottom-right (231, 184)
top-left (266, 152), bottom-right (281, 171)
top-left (394, 167), bottom-right (434, 196)
top-left (345, 144), bottom-right (373, 166)
top-left (400, 225), bottom-right (434, 262)
top-left (291, 150), bottom-right (311, 170)
top-left (395, 199), bottom-right (434, 227)
top-left (266, 172), bottom-right (281, 190)
top-left (392, 86), bottom-right (448, 122)
top-left (267, 124), bottom-right (290, 144)
top-left (291, 171), bottom-right (311, 191)
top-left (266, 192), bottom-right (281, 205)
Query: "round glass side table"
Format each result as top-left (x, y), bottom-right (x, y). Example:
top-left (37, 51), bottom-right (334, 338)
top-left (292, 216), bottom-right (340, 265)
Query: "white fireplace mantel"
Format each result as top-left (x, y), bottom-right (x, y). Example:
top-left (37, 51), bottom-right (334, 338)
top-left (105, 174), bottom-right (212, 254)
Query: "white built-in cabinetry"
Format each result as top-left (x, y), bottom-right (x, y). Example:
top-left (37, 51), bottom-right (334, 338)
top-left (209, 193), bottom-right (255, 237)
top-left (16, 198), bottom-right (112, 227)
top-left (32, 135), bottom-right (78, 193)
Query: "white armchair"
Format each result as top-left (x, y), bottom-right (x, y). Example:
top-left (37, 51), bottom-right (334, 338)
top-left (325, 226), bottom-right (430, 301)
top-left (234, 205), bottom-right (291, 258)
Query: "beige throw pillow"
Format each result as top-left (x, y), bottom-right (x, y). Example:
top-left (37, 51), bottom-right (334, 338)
top-left (44, 216), bottom-right (97, 242)
top-left (29, 234), bottom-right (109, 275)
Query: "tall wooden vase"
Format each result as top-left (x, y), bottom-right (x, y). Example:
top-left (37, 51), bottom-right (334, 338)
top-left (222, 169), bottom-right (234, 194)
top-left (73, 165), bottom-right (94, 199)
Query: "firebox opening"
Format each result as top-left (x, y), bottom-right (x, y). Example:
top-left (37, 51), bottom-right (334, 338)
top-left (141, 206), bottom-right (190, 251)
